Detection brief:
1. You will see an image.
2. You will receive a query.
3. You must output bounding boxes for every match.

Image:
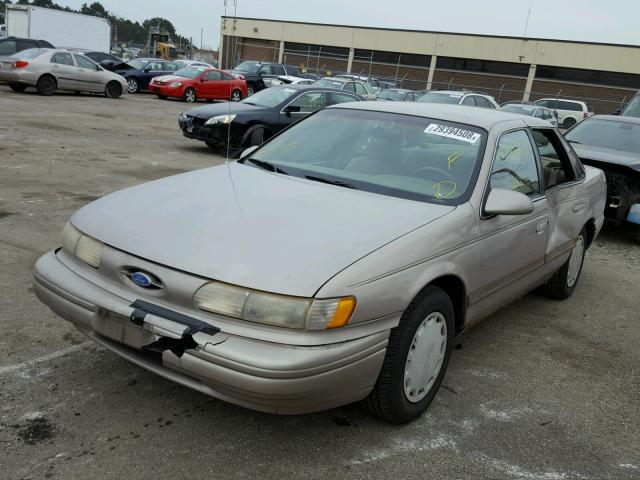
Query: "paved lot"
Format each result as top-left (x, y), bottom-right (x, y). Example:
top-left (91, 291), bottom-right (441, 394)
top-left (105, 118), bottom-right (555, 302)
top-left (1, 86), bottom-right (639, 480)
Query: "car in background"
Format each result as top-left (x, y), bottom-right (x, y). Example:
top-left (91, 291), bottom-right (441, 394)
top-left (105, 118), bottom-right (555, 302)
top-left (175, 59), bottom-right (214, 69)
top-left (0, 36), bottom-right (54, 58)
top-left (501, 103), bottom-right (558, 126)
top-left (230, 61), bottom-right (303, 95)
top-left (34, 103), bottom-right (605, 424)
top-left (0, 48), bottom-right (126, 98)
top-left (533, 98), bottom-right (593, 129)
top-left (564, 115), bottom-right (640, 243)
top-left (618, 91), bottom-right (640, 117)
top-left (338, 74), bottom-right (384, 93)
top-left (179, 85), bottom-right (362, 154)
top-left (312, 77), bottom-right (377, 101)
top-left (272, 75), bottom-right (314, 86)
top-left (0, 25), bottom-right (6, 38)
top-left (113, 58), bottom-right (181, 93)
top-left (149, 67), bottom-right (247, 103)
top-left (63, 48), bottom-right (123, 71)
top-left (417, 90), bottom-right (499, 109)
top-left (377, 88), bottom-right (423, 102)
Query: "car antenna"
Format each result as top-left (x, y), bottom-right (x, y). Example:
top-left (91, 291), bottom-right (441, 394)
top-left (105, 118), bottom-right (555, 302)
top-left (225, 0), bottom-right (239, 162)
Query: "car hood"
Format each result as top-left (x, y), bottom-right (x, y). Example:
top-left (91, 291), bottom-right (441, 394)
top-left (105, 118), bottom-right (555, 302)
top-left (153, 74), bottom-right (187, 83)
top-left (72, 163), bottom-right (453, 296)
top-left (572, 144), bottom-right (640, 172)
top-left (186, 102), bottom-right (266, 119)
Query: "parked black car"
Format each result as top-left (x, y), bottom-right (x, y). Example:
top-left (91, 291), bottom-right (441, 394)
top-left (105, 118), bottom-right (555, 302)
top-left (0, 36), bottom-right (54, 57)
top-left (230, 61), bottom-right (303, 95)
top-left (564, 115), bottom-right (640, 243)
top-left (113, 58), bottom-right (181, 93)
top-left (64, 48), bottom-right (123, 70)
top-left (179, 85), bottom-right (362, 155)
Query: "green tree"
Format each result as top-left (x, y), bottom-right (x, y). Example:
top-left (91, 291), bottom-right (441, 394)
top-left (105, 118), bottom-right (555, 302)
top-left (141, 17), bottom-right (176, 36)
top-left (80, 2), bottom-right (108, 18)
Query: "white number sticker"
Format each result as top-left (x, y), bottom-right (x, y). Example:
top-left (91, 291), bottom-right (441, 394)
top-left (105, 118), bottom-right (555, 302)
top-left (424, 124), bottom-right (481, 144)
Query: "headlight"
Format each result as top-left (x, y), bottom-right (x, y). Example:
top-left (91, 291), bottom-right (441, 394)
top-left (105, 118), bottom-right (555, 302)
top-left (205, 114), bottom-right (236, 125)
top-left (61, 223), bottom-right (103, 268)
top-left (168, 82), bottom-right (182, 88)
top-left (193, 281), bottom-right (355, 330)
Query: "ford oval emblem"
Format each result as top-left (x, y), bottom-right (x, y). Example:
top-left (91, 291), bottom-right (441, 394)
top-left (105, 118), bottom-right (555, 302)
top-left (131, 271), bottom-right (152, 288)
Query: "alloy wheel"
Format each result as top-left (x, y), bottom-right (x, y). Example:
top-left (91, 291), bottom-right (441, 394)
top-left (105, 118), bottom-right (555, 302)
top-left (567, 235), bottom-right (585, 287)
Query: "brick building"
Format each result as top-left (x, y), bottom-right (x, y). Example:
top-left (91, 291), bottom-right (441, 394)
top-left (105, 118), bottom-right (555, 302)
top-left (219, 17), bottom-right (640, 113)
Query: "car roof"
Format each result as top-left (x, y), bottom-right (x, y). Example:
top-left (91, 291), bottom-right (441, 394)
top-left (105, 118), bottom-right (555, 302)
top-left (329, 102), bottom-right (552, 129)
top-left (536, 98), bottom-right (585, 104)
top-left (587, 115), bottom-right (640, 125)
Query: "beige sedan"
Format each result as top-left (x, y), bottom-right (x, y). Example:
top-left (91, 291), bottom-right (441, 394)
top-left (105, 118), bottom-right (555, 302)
top-left (0, 47), bottom-right (127, 98)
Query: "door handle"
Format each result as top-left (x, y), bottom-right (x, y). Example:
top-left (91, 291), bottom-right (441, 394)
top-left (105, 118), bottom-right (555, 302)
top-left (573, 201), bottom-right (586, 213)
top-left (536, 219), bottom-right (549, 235)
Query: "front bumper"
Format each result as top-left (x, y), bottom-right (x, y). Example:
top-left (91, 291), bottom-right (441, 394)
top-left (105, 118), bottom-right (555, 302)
top-left (33, 250), bottom-right (387, 414)
top-left (178, 116), bottom-right (244, 146)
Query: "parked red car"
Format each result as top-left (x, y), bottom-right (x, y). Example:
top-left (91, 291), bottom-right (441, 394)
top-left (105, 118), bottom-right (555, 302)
top-left (149, 67), bottom-right (247, 103)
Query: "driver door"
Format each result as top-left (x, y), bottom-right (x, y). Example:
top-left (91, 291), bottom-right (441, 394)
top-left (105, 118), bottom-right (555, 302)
top-left (74, 54), bottom-right (103, 92)
top-left (475, 129), bottom-right (550, 313)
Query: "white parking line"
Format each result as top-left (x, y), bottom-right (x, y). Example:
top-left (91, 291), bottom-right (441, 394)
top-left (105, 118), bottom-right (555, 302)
top-left (0, 341), bottom-right (92, 375)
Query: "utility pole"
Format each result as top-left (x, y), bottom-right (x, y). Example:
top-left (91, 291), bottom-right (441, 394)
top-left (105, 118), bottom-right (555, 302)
top-left (200, 27), bottom-right (203, 50)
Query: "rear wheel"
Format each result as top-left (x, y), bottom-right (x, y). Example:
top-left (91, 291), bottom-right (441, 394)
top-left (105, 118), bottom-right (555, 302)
top-left (230, 89), bottom-right (242, 102)
top-left (105, 81), bottom-right (122, 99)
top-left (183, 87), bottom-right (196, 103)
top-left (563, 117), bottom-right (577, 129)
top-left (541, 228), bottom-right (586, 299)
top-left (126, 77), bottom-right (139, 94)
top-left (9, 84), bottom-right (27, 92)
top-left (363, 286), bottom-right (454, 423)
top-left (36, 75), bottom-right (56, 96)
top-left (247, 85), bottom-right (255, 96)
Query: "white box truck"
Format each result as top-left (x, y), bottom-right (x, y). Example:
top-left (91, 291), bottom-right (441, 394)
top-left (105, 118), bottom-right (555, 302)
top-left (5, 5), bottom-right (111, 52)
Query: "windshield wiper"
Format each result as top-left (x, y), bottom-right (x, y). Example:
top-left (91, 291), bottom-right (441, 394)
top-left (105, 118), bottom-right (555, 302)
top-left (244, 158), bottom-right (289, 175)
top-left (242, 101), bottom-right (257, 106)
top-left (305, 175), bottom-right (357, 189)
top-left (567, 139), bottom-right (580, 144)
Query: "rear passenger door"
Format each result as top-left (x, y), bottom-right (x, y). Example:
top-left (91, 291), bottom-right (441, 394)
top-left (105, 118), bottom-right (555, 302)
top-left (531, 128), bottom-right (587, 268)
top-left (50, 52), bottom-right (79, 90)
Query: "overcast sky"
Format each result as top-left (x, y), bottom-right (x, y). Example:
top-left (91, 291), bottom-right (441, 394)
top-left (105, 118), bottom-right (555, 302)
top-left (56, 0), bottom-right (640, 50)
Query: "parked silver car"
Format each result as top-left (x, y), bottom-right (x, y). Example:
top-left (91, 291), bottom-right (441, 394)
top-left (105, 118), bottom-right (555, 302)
top-left (313, 76), bottom-right (377, 100)
top-left (33, 103), bottom-right (605, 423)
top-left (501, 103), bottom-right (558, 127)
top-left (0, 48), bottom-right (127, 97)
top-left (418, 90), bottom-right (499, 109)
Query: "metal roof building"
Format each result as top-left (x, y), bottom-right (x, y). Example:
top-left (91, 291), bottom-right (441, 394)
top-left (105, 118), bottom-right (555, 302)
top-left (219, 17), bottom-right (640, 113)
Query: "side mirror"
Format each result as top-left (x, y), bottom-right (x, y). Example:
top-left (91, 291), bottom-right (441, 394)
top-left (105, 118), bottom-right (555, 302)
top-left (143, 65), bottom-right (152, 72)
top-left (200, 77), bottom-right (206, 82)
top-left (283, 105), bottom-right (301, 116)
top-left (484, 188), bottom-right (534, 216)
top-left (239, 145), bottom-right (259, 159)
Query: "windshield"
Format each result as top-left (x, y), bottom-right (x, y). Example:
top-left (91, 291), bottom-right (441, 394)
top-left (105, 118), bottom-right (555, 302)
top-left (378, 90), bottom-right (407, 101)
top-left (621, 95), bottom-right (640, 118)
top-left (501, 105), bottom-right (536, 116)
top-left (241, 86), bottom-right (297, 108)
top-left (234, 61), bottom-right (261, 73)
top-left (174, 67), bottom-right (206, 79)
top-left (565, 118), bottom-right (640, 155)
top-left (244, 109), bottom-right (486, 204)
top-left (418, 92), bottom-right (463, 104)
top-left (127, 58), bottom-right (151, 70)
top-left (313, 78), bottom-right (345, 89)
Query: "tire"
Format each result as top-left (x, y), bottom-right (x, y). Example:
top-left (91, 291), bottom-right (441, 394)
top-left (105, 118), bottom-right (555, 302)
top-left (183, 87), bottom-right (196, 103)
top-left (563, 117), bottom-right (577, 129)
top-left (634, 226), bottom-right (640, 246)
top-left (105, 81), bottom-right (122, 99)
top-left (541, 228), bottom-right (587, 300)
top-left (36, 75), bottom-right (56, 96)
top-left (230, 89), bottom-right (242, 102)
top-left (247, 126), bottom-right (265, 147)
top-left (126, 77), bottom-right (139, 94)
top-left (363, 286), bottom-right (454, 423)
top-left (9, 84), bottom-right (27, 93)
top-left (156, 94), bottom-right (167, 100)
top-left (247, 85), bottom-right (255, 96)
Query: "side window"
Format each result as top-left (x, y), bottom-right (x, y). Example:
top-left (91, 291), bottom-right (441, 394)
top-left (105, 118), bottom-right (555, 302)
top-left (0, 40), bottom-right (17, 55)
top-left (51, 53), bottom-right (75, 66)
top-left (559, 101), bottom-right (581, 111)
top-left (17, 40), bottom-right (36, 52)
top-left (532, 129), bottom-right (578, 189)
top-left (482, 97), bottom-right (496, 109)
top-left (205, 70), bottom-right (222, 81)
top-left (328, 92), bottom-right (360, 105)
top-left (74, 54), bottom-right (98, 70)
top-left (288, 92), bottom-right (327, 113)
top-left (271, 65), bottom-right (286, 75)
top-left (491, 130), bottom-right (540, 196)
top-left (147, 62), bottom-right (164, 71)
top-left (461, 96), bottom-right (475, 106)
top-left (344, 82), bottom-right (356, 92)
top-left (354, 82), bottom-right (367, 95)
top-left (536, 99), bottom-right (551, 108)
top-left (370, 79), bottom-right (380, 88)
top-left (260, 66), bottom-right (272, 75)
top-left (221, 72), bottom-right (234, 80)
top-left (87, 52), bottom-right (108, 63)
top-left (164, 62), bottom-right (179, 72)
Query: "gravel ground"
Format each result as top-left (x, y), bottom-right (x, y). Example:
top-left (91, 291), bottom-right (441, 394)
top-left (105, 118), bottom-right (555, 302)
top-left (0, 85), bottom-right (638, 480)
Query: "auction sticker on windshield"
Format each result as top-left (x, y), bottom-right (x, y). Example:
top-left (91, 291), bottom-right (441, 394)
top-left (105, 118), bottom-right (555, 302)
top-left (424, 124), bottom-right (481, 144)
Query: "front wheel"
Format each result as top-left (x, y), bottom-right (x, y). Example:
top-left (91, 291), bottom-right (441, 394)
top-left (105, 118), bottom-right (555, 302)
top-left (246, 85), bottom-right (255, 96)
top-left (183, 87), bottom-right (196, 103)
top-left (541, 228), bottom-right (586, 299)
top-left (105, 81), bottom-right (122, 99)
top-left (126, 78), bottom-right (139, 94)
top-left (9, 84), bottom-right (27, 92)
top-left (363, 286), bottom-right (454, 423)
top-left (563, 117), bottom-right (577, 129)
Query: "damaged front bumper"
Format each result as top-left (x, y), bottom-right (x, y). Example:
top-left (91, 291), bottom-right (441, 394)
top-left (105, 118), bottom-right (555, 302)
top-left (33, 250), bottom-right (387, 414)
